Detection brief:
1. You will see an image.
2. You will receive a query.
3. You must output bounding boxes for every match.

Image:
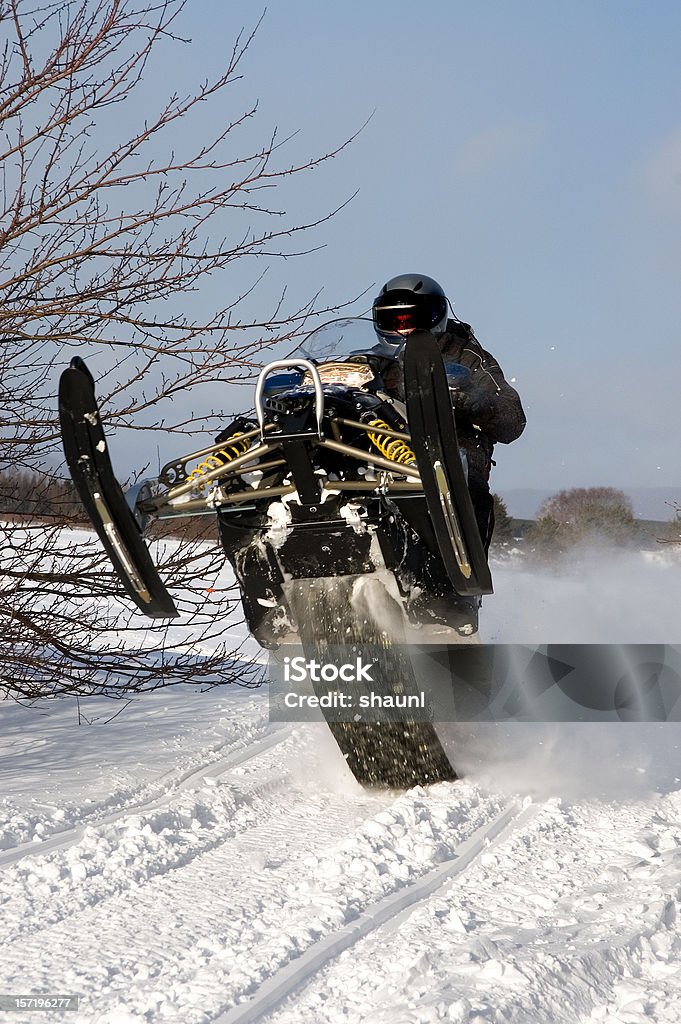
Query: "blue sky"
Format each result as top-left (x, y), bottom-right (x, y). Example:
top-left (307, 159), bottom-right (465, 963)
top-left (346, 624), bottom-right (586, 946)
top-left (116, 2), bottom-right (681, 495)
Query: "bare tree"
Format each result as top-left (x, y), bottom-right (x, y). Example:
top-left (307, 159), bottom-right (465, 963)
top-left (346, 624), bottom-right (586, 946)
top-left (0, 0), bottom-right (357, 700)
top-left (525, 486), bottom-right (641, 558)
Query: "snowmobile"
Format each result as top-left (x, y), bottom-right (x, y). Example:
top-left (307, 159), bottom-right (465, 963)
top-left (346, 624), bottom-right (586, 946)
top-left (59, 318), bottom-right (494, 787)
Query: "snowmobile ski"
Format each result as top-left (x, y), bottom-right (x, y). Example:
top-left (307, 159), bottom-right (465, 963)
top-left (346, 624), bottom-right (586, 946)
top-left (58, 357), bottom-right (179, 618)
top-left (404, 332), bottom-right (493, 597)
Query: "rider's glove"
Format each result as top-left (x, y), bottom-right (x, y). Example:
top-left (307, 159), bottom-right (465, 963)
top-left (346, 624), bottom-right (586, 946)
top-left (450, 386), bottom-right (484, 421)
top-left (443, 361), bottom-right (488, 425)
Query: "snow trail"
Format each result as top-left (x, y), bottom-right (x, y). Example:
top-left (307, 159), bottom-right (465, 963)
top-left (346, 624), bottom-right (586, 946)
top-left (0, 711), bottom-right (516, 1023)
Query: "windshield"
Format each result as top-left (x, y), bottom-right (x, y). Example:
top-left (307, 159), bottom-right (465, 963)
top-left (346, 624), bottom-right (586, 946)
top-left (290, 317), bottom-right (404, 364)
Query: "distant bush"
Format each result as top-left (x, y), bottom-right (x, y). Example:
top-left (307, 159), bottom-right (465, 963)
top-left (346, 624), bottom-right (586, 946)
top-left (525, 486), bottom-right (640, 557)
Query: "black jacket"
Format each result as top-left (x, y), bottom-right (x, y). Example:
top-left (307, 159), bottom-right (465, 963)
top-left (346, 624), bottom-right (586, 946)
top-left (440, 318), bottom-right (525, 430)
top-left (384, 319), bottom-right (526, 481)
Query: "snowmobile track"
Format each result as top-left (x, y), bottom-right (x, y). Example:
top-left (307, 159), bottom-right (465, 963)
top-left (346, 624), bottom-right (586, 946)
top-left (0, 725), bottom-right (289, 872)
top-left (212, 799), bottom-right (538, 1024)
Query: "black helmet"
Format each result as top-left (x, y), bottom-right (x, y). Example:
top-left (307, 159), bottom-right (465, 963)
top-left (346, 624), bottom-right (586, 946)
top-left (372, 273), bottom-right (449, 345)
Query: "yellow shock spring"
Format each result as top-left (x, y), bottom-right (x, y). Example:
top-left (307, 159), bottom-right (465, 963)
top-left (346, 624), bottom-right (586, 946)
top-left (367, 419), bottom-right (416, 465)
top-left (187, 433), bottom-right (251, 487)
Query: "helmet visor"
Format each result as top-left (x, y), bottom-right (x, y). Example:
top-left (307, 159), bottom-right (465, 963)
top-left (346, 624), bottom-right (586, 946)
top-left (373, 290), bottom-right (447, 335)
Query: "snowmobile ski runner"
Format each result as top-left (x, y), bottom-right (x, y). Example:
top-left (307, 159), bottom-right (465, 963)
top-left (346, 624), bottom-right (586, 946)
top-left (404, 331), bottom-right (492, 597)
top-left (59, 357), bottom-right (178, 618)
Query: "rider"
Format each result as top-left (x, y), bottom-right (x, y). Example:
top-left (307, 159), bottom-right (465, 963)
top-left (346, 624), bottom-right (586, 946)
top-left (372, 273), bottom-right (526, 557)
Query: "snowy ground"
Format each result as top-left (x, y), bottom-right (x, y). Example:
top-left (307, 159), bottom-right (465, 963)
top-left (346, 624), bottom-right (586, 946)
top-left (2, 537), bottom-right (681, 1022)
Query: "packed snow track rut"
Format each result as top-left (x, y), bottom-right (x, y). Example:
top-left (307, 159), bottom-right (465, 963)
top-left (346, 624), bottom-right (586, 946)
top-left (213, 800), bottom-right (537, 1024)
top-left (0, 724), bottom-right (288, 871)
top-left (1, 725), bottom-right (298, 944)
top-left (263, 792), bottom-right (681, 1024)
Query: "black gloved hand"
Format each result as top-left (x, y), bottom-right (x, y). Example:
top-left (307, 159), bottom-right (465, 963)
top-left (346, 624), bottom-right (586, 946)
top-left (450, 385), bottom-right (485, 421)
top-left (443, 361), bottom-right (488, 424)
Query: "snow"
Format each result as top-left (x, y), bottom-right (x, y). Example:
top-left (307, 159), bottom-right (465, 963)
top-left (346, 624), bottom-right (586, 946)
top-left (2, 531), bottom-right (681, 1022)
top-left (484, 545), bottom-right (681, 643)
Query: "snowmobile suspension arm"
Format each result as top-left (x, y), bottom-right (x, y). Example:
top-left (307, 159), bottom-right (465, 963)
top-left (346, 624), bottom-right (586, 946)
top-left (318, 438), bottom-right (421, 479)
top-left (138, 421), bottom-right (423, 521)
top-left (159, 439), bottom-right (275, 501)
top-left (141, 478), bottom-right (424, 518)
top-left (159, 424), bottom-right (278, 487)
top-left (333, 418), bottom-right (413, 442)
